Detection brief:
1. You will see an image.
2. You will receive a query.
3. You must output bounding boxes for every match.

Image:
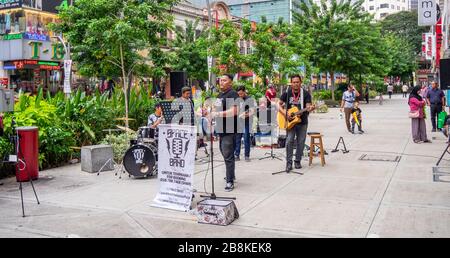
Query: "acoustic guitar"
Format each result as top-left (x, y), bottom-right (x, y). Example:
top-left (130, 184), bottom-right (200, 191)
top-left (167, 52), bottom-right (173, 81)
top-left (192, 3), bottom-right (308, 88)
top-left (277, 106), bottom-right (311, 130)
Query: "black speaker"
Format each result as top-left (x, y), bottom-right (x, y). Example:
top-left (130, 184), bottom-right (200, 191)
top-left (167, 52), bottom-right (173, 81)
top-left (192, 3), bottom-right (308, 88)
top-left (170, 71), bottom-right (187, 97)
top-left (440, 59), bottom-right (450, 90)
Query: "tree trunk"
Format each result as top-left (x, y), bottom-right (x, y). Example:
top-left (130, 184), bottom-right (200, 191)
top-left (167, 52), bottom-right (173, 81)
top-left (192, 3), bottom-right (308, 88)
top-left (330, 71), bottom-right (335, 101)
top-left (120, 43), bottom-right (129, 130)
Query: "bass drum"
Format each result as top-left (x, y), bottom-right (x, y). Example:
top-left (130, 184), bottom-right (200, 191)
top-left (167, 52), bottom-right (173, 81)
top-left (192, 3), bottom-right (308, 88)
top-left (123, 144), bottom-right (157, 178)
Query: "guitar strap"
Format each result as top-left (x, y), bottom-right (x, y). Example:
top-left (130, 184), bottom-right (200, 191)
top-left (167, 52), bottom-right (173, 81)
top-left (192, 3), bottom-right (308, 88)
top-left (288, 87), bottom-right (304, 110)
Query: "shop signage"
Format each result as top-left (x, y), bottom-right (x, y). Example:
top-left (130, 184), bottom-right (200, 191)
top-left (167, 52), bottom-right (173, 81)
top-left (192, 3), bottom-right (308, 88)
top-left (3, 33), bottom-right (23, 40)
top-left (2, 33), bottom-right (50, 41)
top-left (435, 18), bottom-right (442, 68)
top-left (418, 0), bottom-right (437, 26)
top-left (23, 33), bottom-right (50, 42)
top-left (3, 59), bottom-right (61, 70)
top-left (0, 0), bottom-right (21, 10)
top-left (28, 41), bottom-right (65, 60)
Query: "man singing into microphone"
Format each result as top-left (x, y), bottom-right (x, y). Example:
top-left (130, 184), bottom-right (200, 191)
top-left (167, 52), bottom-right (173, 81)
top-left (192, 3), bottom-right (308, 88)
top-left (211, 74), bottom-right (239, 192)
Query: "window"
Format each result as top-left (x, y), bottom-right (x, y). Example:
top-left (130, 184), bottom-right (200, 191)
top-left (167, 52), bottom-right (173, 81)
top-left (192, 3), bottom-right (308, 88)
top-left (380, 3), bottom-right (389, 8)
top-left (246, 41), bottom-right (252, 54)
top-left (380, 13), bottom-right (388, 18)
top-left (402, 7), bottom-right (405, 10)
top-left (391, 4), bottom-right (395, 9)
top-left (240, 40), bottom-right (245, 55)
top-left (370, 6), bottom-right (375, 10)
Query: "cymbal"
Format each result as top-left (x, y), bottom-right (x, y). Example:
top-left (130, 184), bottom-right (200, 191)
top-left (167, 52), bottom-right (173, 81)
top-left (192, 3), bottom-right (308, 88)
top-left (116, 125), bottom-right (136, 133)
top-left (115, 117), bottom-right (136, 121)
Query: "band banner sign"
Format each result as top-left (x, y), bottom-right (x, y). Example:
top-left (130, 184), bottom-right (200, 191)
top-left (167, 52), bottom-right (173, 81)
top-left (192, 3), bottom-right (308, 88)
top-left (153, 124), bottom-right (196, 212)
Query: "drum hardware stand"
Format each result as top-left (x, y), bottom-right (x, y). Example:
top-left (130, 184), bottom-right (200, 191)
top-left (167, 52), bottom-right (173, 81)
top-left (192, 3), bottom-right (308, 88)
top-left (436, 143), bottom-right (450, 166)
top-left (2, 116), bottom-right (40, 217)
top-left (331, 137), bottom-right (349, 154)
top-left (200, 114), bottom-right (236, 201)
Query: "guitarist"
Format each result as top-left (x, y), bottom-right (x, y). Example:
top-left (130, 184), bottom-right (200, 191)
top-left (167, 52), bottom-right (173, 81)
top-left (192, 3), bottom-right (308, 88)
top-left (278, 75), bottom-right (313, 172)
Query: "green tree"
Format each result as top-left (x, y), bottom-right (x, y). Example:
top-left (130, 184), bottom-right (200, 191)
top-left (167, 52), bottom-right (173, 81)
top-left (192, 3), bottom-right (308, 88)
top-left (209, 20), bottom-right (247, 75)
top-left (170, 20), bottom-right (209, 86)
top-left (384, 34), bottom-right (417, 81)
top-left (293, 0), bottom-right (390, 99)
top-left (379, 11), bottom-right (429, 54)
top-left (52, 0), bottom-right (178, 128)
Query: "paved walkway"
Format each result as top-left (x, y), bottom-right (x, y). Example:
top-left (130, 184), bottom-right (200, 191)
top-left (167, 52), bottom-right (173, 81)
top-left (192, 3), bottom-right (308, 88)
top-left (1, 94), bottom-right (450, 238)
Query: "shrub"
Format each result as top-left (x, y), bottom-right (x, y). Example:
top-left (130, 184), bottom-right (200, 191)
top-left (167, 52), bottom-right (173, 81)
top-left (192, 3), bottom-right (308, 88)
top-left (100, 133), bottom-right (136, 162)
top-left (2, 93), bottom-right (75, 169)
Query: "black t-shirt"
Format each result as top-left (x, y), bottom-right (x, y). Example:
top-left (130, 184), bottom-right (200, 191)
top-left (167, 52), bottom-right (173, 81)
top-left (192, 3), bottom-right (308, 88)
top-left (280, 88), bottom-right (312, 125)
top-left (215, 89), bottom-right (239, 134)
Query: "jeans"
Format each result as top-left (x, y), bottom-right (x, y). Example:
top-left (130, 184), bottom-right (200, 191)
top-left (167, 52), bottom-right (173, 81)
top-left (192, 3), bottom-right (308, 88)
top-left (220, 134), bottom-right (236, 183)
top-left (235, 125), bottom-right (251, 158)
top-left (286, 123), bottom-right (308, 164)
top-left (430, 104), bottom-right (443, 130)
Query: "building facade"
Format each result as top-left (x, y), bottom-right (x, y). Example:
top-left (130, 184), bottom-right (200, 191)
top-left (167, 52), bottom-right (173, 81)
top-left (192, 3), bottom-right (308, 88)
top-left (190, 0), bottom-right (296, 24)
top-left (0, 0), bottom-right (66, 93)
top-left (361, 0), bottom-right (410, 20)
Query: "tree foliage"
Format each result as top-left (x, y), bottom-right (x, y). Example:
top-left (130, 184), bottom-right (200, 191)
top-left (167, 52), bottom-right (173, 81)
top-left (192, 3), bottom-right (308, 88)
top-left (380, 11), bottom-right (429, 54)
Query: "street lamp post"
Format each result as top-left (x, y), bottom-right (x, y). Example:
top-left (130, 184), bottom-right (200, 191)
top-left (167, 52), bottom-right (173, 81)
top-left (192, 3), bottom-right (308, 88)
top-left (52, 35), bottom-right (71, 97)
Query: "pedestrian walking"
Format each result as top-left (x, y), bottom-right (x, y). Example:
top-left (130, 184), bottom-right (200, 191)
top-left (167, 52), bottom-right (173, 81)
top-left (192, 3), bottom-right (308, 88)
top-left (409, 86), bottom-right (431, 143)
top-left (387, 84), bottom-right (394, 99)
top-left (426, 81), bottom-right (446, 132)
top-left (402, 84), bottom-right (409, 98)
top-left (340, 84), bottom-right (360, 133)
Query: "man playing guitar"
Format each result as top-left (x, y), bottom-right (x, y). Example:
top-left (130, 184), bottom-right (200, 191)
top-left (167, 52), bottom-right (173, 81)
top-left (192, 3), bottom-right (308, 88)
top-left (278, 75), bottom-right (314, 172)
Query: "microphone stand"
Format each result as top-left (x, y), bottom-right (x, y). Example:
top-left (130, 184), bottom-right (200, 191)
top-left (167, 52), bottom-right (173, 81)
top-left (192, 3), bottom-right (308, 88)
top-left (200, 109), bottom-right (236, 201)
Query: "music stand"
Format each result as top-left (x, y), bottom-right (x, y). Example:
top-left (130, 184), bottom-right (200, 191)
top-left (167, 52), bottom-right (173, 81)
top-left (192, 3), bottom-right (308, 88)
top-left (259, 123), bottom-right (283, 161)
top-left (272, 87), bottom-right (303, 176)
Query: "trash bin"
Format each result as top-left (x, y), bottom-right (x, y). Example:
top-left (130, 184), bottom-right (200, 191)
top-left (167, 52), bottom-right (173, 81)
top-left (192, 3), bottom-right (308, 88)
top-left (15, 126), bottom-right (39, 182)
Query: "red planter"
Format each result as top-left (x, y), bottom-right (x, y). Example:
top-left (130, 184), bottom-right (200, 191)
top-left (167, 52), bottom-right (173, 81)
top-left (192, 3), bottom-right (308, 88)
top-left (15, 127), bottom-right (39, 182)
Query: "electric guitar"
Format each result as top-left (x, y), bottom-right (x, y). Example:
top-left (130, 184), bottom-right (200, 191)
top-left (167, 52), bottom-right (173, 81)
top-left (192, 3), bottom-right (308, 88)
top-left (277, 106), bottom-right (313, 130)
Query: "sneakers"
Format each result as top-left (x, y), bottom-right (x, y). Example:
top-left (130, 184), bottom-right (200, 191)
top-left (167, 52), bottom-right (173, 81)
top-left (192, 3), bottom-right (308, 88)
top-left (294, 161), bottom-right (302, 169)
top-left (235, 156), bottom-right (240, 161)
top-left (432, 129), bottom-right (437, 132)
top-left (245, 156), bottom-right (250, 162)
top-left (225, 182), bottom-right (234, 192)
top-left (359, 130), bottom-right (365, 134)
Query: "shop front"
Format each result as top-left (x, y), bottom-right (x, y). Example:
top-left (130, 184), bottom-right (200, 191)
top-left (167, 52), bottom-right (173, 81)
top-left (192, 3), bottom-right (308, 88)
top-left (0, 35), bottom-right (65, 93)
top-left (0, 0), bottom-right (65, 93)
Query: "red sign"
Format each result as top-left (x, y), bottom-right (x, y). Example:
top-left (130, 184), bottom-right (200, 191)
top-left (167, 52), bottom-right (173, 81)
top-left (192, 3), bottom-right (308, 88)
top-left (0, 78), bottom-right (8, 87)
top-left (39, 65), bottom-right (60, 70)
top-left (12, 60), bottom-right (38, 69)
top-left (436, 18), bottom-right (443, 68)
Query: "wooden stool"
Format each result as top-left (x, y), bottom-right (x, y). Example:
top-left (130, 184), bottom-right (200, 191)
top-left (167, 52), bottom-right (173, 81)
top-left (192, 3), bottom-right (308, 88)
top-left (309, 134), bottom-right (326, 167)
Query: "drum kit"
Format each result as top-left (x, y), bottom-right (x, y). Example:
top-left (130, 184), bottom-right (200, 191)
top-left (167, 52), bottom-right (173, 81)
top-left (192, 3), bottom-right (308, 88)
top-left (122, 126), bottom-right (158, 179)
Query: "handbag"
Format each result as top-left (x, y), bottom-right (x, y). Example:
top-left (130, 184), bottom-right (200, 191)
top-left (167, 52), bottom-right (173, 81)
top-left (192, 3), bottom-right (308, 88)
top-left (438, 111), bottom-right (448, 129)
top-left (408, 110), bottom-right (420, 118)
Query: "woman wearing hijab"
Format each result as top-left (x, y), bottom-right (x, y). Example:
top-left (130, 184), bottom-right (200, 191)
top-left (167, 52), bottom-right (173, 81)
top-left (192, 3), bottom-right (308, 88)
top-left (409, 86), bottom-right (431, 143)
